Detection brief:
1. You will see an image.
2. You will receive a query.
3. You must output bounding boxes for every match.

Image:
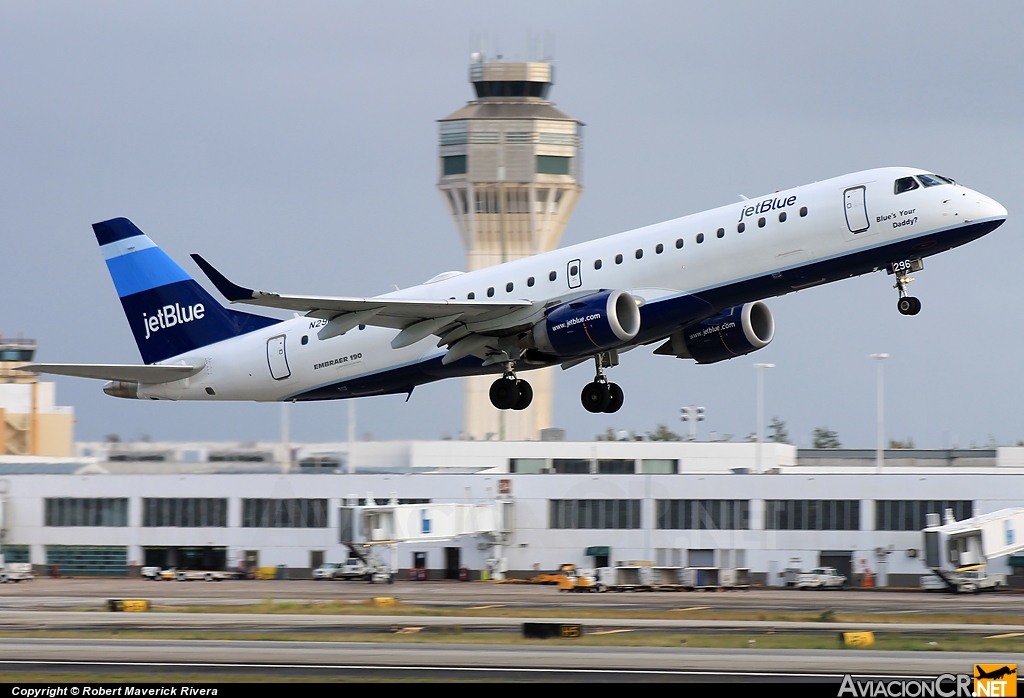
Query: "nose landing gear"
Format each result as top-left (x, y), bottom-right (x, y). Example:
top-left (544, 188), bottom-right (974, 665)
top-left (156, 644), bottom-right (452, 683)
top-left (893, 261), bottom-right (922, 315)
top-left (581, 352), bottom-right (624, 414)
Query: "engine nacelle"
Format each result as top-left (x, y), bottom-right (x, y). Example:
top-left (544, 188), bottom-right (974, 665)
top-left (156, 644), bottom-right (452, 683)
top-left (657, 301), bottom-right (775, 364)
top-left (532, 290), bottom-right (641, 357)
top-left (103, 381), bottom-right (141, 399)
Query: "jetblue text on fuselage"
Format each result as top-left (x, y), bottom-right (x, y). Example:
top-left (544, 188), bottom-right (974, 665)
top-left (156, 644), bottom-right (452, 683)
top-left (738, 195), bottom-right (797, 222)
top-left (142, 303), bottom-right (205, 340)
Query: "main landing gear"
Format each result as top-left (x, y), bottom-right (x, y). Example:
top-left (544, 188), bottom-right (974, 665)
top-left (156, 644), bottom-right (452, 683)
top-left (489, 367), bottom-right (533, 411)
top-left (894, 266), bottom-right (922, 316)
top-left (581, 353), bottom-right (624, 414)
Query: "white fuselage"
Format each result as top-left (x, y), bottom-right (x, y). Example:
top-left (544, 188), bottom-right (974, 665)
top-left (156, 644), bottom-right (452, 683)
top-left (136, 167), bottom-right (1007, 402)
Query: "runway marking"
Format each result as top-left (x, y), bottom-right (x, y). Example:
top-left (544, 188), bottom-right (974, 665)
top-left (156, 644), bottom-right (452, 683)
top-left (985, 632), bottom-right (1024, 639)
top-left (394, 627), bottom-right (423, 634)
top-left (589, 629), bottom-right (635, 635)
top-left (468, 605), bottom-right (505, 610)
top-left (674, 606), bottom-right (711, 611)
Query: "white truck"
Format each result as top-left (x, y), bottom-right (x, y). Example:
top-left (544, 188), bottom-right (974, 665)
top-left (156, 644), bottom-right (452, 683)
top-left (795, 567), bottom-right (847, 589)
top-left (0, 563), bottom-right (34, 583)
top-left (141, 567), bottom-right (232, 581)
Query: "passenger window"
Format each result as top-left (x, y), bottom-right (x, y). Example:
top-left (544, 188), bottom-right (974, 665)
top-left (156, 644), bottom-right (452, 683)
top-left (757, 217), bottom-right (766, 228)
top-left (778, 211), bottom-right (787, 223)
top-left (918, 174), bottom-right (946, 188)
top-left (301, 335), bottom-right (309, 345)
top-left (655, 243), bottom-right (664, 254)
top-left (615, 254), bottom-right (623, 264)
top-left (675, 238), bottom-right (684, 249)
top-left (696, 233), bottom-right (704, 243)
top-left (635, 249), bottom-right (643, 259)
top-left (716, 228), bottom-right (725, 238)
top-left (527, 277), bottom-right (535, 287)
top-left (467, 292), bottom-right (475, 299)
top-left (894, 177), bottom-right (919, 195)
top-left (737, 222), bottom-right (745, 233)
top-left (506, 282), bottom-right (514, 292)
top-left (549, 271), bottom-right (557, 281)
top-left (487, 287), bottom-right (494, 297)
top-left (594, 259), bottom-right (602, 270)
top-left (799, 207), bottom-right (808, 217)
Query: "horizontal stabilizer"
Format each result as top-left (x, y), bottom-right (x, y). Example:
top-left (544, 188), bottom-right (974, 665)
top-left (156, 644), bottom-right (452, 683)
top-left (18, 363), bottom-right (203, 383)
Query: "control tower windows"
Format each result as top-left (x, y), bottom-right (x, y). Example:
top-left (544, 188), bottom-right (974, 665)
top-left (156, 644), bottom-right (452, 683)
top-left (537, 156), bottom-right (571, 175)
top-left (442, 155), bottom-right (467, 176)
top-left (473, 80), bottom-right (550, 99)
top-left (894, 177), bottom-right (919, 195)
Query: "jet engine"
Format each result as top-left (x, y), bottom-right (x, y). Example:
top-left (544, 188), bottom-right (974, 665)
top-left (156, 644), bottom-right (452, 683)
top-left (531, 290), bottom-right (641, 357)
top-left (655, 301), bottom-right (775, 364)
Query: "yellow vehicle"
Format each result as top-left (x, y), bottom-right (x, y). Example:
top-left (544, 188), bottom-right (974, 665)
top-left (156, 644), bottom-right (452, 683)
top-left (555, 564), bottom-right (602, 593)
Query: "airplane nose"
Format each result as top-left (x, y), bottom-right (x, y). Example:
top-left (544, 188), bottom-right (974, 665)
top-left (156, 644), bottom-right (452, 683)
top-left (986, 196), bottom-right (1008, 219)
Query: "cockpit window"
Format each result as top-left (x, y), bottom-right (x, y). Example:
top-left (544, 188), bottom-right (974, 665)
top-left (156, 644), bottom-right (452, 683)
top-left (894, 176), bottom-right (919, 195)
top-left (919, 173), bottom-right (954, 187)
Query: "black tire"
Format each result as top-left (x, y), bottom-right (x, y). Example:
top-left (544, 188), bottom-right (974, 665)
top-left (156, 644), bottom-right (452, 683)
top-left (604, 383), bottom-right (624, 413)
top-left (898, 297), bottom-right (919, 315)
top-left (489, 377), bottom-right (520, 410)
top-left (512, 380), bottom-right (533, 410)
top-left (908, 297), bottom-right (922, 315)
top-left (581, 382), bottom-right (611, 412)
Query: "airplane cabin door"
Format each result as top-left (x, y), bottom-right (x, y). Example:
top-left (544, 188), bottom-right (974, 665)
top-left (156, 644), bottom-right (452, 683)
top-left (567, 259), bottom-right (582, 289)
top-left (267, 335), bottom-right (291, 380)
top-left (844, 186), bottom-right (870, 234)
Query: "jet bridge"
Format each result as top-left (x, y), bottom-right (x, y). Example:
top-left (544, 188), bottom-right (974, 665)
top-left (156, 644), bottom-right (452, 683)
top-left (923, 507), bottom-right (1024, 589)
top-left (339, 498), bottom-right (514, 581)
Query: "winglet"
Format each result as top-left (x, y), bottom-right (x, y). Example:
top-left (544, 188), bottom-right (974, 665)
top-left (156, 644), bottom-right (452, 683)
top-left (190, 254), bottom-right (256, 302)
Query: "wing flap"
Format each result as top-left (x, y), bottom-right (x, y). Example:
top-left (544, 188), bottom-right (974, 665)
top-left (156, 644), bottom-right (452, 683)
top-left (18, 364), bottom-right (203, 383)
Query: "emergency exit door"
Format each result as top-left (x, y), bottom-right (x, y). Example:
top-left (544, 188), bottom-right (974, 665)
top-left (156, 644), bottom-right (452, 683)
top-left (844, 186), bottom-right (870, 233)
top-left (267, 335), bottom-right (291, 380)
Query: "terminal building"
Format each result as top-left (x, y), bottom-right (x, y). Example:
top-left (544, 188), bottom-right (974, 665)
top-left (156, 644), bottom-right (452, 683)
top-left (2, 439), bottom-right (1022, 587)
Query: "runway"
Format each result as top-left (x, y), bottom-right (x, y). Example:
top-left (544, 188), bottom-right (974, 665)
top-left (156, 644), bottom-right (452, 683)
top-left (0, 637), bottom-right (1015, 681)
top-left (1, 579), bottom-right (1020, 615)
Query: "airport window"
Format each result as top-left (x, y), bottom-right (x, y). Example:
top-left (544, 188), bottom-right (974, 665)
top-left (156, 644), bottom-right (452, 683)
top-left (640, 458), bottom-right (678, 474)
top-left (737, 222), bottom-right (745, 233)
top-left (549, 271), bottom-right (557, 281)
top-left (635, 249), bottom-right (643, 259)
top-left (301, 335), bottom-right (308, 345)
top-left (656, 500), bottom-right (749, 530)
top-left (655, 243), bottom-right (664, 254)
top-left (757, 217), bottom-right (766, 228)
top-left (764, 500), bottom-right (860, 531)
top-left (45, 546), bottom-right (128, 577)
top-left (716, 228), bottom-right (725, 238)
top-left (242, 499), bottom-right (329, 528)
top-left (467, 292), bottom-right (475, 299)
top-left (549, 499), bottom-right (641, 529)
top-left (487, 287), bottom-right (494, 297)
top-left (778, 212), bottom-right (787, 223)
top-left (44, 498), bottom-right (128, 527)
top-left (875, 500), bottom-right (973, 531)
top-left (675, 238), bottom-right (684, 249)
top-left (536, 155), bottom-right (572, 175)
top-left (552, 458), bottom-right (590, 474)
top-left (799, 207), bottom-right (808, 217)
top-left (597, 458), bottom-right (636, 474)
top-left (506, 282), bottom-right (514, 293)
top-left (894, 177), bottom-right (919, 195)
top-left (143, 498), bottom-right (228, 528)
top-left (441, 155), bottom-right (467, 176)
top-left (594, 259), bottom-right (602, 270)
top-left (0, 545), bottom-right (28, 563)
top-left (615, 254), bottom-right (623, 264)
top-left (527, 277), bottom-right (535, 287)
top-left (696, 233), bottom-right (704, 244)
top-left (509, 458), bottom-right (546, 474)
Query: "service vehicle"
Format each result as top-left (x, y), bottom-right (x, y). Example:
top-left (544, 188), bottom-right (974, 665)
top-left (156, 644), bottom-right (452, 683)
top-left (0, 563), bottom-right (33, 583)
top-left (795, 567), bottom-right (846, 589)
top-left (312, 562), bottom-right (342, 580)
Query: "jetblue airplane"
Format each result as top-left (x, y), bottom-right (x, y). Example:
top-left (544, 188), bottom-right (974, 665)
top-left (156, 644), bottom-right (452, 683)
top-left (23, 167), bottom-right (1007, 414)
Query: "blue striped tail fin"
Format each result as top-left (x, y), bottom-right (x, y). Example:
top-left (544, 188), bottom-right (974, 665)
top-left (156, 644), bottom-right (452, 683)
top-left (93, 217), bottom-right (279, 364)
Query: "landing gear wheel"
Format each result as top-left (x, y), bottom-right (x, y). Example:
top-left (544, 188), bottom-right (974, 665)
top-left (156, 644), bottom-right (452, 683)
top-left (512, 380), bottom-right (533, 410)
top-left (582, 381), bottom-right (611, 413)
top-left (604, 383), bottom-right (624, 413)
top-left (489, 377), bottom-right (521, 410)
top-left (897, 296), bottom-right (921, 315)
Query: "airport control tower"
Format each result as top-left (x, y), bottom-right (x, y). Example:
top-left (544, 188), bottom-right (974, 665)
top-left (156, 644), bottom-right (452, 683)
top-left (438, 55), bottom-right (583, 441)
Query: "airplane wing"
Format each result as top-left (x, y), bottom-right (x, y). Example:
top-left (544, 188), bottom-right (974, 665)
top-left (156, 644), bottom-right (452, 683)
top-left (17, 364), bottom-right (203, 383)
top-left (191, 255), bottom-right (538, 349)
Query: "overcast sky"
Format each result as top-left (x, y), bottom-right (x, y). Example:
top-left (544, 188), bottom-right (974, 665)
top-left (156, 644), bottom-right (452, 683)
top-left (2, 1), bottom-right (1023, 448)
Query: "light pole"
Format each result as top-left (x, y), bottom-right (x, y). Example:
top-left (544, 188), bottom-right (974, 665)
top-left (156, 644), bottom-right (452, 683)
top-left (869, 354), bottom-right (889, 473)
top-left (754, 363), bottom-right (775, 473)
top-left (680, 405), bottom-right (705, 441)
